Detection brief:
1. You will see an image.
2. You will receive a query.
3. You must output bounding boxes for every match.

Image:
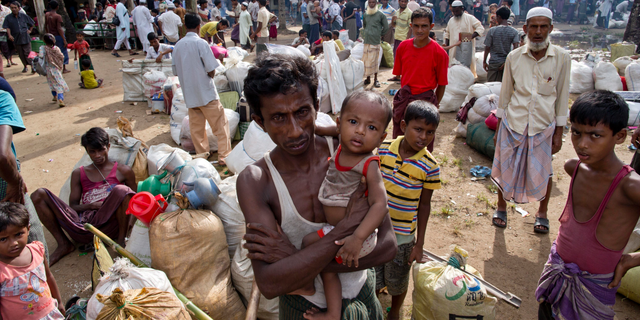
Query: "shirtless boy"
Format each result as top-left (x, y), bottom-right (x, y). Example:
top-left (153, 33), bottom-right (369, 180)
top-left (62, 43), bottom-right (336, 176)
top-left (535, 90), bottom-right (640, 320)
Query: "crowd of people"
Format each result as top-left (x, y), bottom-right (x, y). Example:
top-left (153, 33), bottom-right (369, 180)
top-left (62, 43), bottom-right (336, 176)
top-left (1, 0), bottom-right (640, 317)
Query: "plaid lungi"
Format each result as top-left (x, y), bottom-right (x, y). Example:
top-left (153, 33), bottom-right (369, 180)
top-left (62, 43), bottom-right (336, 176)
top-left (491, 118), bottom-right (555, 204)
top-left (279, 269), bottom-right (383, 320)
top-left (363, 44), bottom-right (380, 77)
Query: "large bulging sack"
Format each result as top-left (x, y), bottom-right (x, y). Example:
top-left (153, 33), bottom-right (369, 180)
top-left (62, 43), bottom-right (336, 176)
top-left (569, 60), bottom-right (595, 94)
top-left (143, 70), bottom-right (167, 99)
top-left (593, 61), bottom-right (623, 91)
top-left (475, 52), bottom-right (488, 83)
top-left (413, 246), bottom-right (497, 320)
top-left (149, 209), bottom-right (246, 320)
top-left (231, 242), bottom-right (279, 320)
top-left (170, 88), bottom-right (188, 145)
top-left (380, 41), bottom-right (394, 68)
top-left (146, 144), bottom-right (192, 175)
top-left (626, 62), bottom-right (640, 91)
top-left (613, 56), bottom-right (634, 76)
top-left (226, 121), bottom-right (277, 174)
top-left (341, 57), bottom-right (365, 94)
top-left (474, 94), bottom-right (499, 118)
top-left (95, 287), bottom-right (190, 320)
top-left (210, 175), bottom-right (246, 258)
top-left (87, 258), bottom-right (175, 320)
top-left (124, 220), bottom-right (152, 267)
top-left (440, 65), bottom-right (475, 113)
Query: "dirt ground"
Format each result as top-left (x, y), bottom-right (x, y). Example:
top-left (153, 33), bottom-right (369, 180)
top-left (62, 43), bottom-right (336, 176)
top-left (6, 21), bottom-right (640, 319)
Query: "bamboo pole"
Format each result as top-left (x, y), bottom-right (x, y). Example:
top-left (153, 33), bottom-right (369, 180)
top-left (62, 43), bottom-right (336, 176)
top-left (244, 279), bottom-right (261, 320)
top-left (84, 223), bottom-right (214, 320)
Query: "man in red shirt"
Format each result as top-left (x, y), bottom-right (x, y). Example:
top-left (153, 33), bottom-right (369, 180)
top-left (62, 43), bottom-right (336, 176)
top-left (391, 7), bottom-right (448, 150)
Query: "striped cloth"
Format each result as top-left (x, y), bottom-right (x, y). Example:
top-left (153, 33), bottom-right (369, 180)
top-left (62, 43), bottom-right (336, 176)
top-left (535, 242), bottom-right (618, 320)
top-left (363, 44), bottom-right (380, 77)
top-left (378, 138), bottom-right (441, 236)
top-left (278, 269), bottom-right (383, 320)
top-left (491, 118), bottom-right (555, 204)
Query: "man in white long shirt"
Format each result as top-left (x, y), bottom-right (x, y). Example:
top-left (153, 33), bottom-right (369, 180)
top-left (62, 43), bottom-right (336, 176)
top-left (158, 1), bottom-right (182, 43)
top-left (112, 0), bottom-right (138, 57)
top-left (239, 2), bottom-right (254, 50)
top-left (132, 0), bottom-right (155, 53)
top-left (443, 0), bottom-right (484, 77)
top-left (248, 0), bottom-right (259, 30)
top-left (172, 13), bottom-right (231, 163)
top-left (328, 0), bottom-right (342, 30)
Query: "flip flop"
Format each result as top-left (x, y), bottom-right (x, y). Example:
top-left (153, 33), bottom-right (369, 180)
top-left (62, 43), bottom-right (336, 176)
top-left (387, 77), bottom-right (400, 81)
top-left (111, 52), bottom-right (121, 57)
top-left (129, 52), bottom-right (139, 56)
top-left (374, 80), bottom-right (381, 88)
top-left (534, 217), bottom-right (550, 234)
top-left (492, 210), bottom-right (507, 228)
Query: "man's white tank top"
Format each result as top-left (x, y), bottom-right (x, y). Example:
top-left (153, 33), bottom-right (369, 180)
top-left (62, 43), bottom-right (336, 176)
top-left (263, 137), bottom-right (367, 308)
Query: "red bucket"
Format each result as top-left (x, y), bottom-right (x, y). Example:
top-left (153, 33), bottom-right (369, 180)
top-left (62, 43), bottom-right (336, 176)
top-left (126, 192), bottom-right (168, 226)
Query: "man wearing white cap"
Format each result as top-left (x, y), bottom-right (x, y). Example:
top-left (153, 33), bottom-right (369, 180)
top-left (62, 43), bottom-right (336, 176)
top-left (443, 0), bottom-right (484, 77)
top-left (132, 0), bottom-right (156, 53)
top-left (239, 1), bottom-right (254, 50)
top-left (491, 7), bottom-right (570, 235)
top-left (158, 2), bottom-right (183, 44)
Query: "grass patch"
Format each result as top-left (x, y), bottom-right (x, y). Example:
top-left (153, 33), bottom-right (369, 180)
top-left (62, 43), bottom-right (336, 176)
top-left (452, 225), bottom-right (462, 237)
top-left (436, 155), bottom-right (449, 166)
top-left (464, 219), bottom-right (475, 228)
top-left (452, 158), bottom-right (463, 170)
top-left (476, 194), bottom-right (497, 209)
top-left (439, 205), bottom-right (455, 216)
top-left (486, 184), bottom-right (498, 194)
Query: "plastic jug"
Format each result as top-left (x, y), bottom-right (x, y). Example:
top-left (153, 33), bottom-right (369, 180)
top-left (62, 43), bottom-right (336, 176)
top-left (183, 178), bottom-right (221, 208)
top-left (137, 171), bottom-right (171, 197)
top-left (126, 192), bottom-right (169, 226)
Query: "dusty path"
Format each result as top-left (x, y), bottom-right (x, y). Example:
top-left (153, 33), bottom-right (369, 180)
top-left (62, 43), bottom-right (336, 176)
top-left (5, 22), bottom-right (639, 319)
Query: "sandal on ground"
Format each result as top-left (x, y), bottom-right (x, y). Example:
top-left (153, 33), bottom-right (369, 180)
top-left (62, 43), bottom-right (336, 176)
top-left (534, 217), bottom-right (550, 234)
top-left (21, 67), bottom-right (27, 73)
top-left (52, 96), bottom-right (57, 102)
top-left (387, 76), bottom-right (400, 81)
top-left (58, 100), bottom-right (65, 108)
top-left (78, 243), bottom-right (94, 252)
top-left (5, 63), bottom-right (9, 67)
top-left (364, 78), bottom-right (371, 85)
top-left (10, 61), bottom-right (17, 65)
top-left (374, 80), bottom-right (381, 88)
top-left (129, 52), bottom-right (139, 56)
top-left (492, 210), bottom-right (507, 228)
top-left (111, 52), bottom-right (121, 57)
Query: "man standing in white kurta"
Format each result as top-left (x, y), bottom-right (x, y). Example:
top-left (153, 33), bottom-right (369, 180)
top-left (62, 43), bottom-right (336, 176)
top-left (443, 0), bottom-right (484, 77)
top-left (132, 0), bottom-right (156, 53)
top-left (112, 0), bottom-right (138, 57)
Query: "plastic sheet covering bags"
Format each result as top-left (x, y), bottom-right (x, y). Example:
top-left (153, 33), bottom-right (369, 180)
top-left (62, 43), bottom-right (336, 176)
top-left (146, 143), bottom-right (192, 176)
top-left (179, 109), bottom-right (240, 152)
top-left (569, 60), bottom-right (595, 94)
top-left (231, 241), bottom-right (279, 320)
top-left (149, 209), bottom-right (246, 319)
top-left (122, 60), bottom-right (145, 102)
top-left (59, 128), bottom-right (142, 204)
top-left (593, 61), bottom-right (623, 91)
top-left (440, 65), bottom-right (476, 113)
top-left (210, 175), bottom-right (246, 258)
top-left (413, 245), bottom-right (497, 320)
top-left (266, 43), bottom-right (308, 59)
top-left (95, 287), bottom-right (190, 320)
top-left (324, 40), bottom-right (348, 114)
top-left (87, 258), bottom-right (176, 320)
top-left (225, 49), bottom-right (252, 95)
top-left (626, 62), bottom-right (640, 91)
top-left (341, 57), bottom-right (365, 94)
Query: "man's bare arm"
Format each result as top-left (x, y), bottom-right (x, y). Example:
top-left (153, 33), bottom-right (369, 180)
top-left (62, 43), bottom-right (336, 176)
top-left (237, 164), bottom-right (371, 299)
top-left (0, 125), bottom-right (25, 204)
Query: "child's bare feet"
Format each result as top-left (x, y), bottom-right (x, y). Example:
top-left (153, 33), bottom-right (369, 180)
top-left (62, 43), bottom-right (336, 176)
top-left (303, 307), bottom-right (340, 320)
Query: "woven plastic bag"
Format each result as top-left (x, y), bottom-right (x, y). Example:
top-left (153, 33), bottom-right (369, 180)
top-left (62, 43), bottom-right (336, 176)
top-left (413, 245), bottom-right (497, 320)
top-left (149, 209), bottom-right (246, 319)
top-left (95, 287), bottom-right (190, 320)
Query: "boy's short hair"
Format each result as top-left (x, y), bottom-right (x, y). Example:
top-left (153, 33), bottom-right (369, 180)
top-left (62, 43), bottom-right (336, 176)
top-left (322, 31), bottom-right (332, 38)
top-left (214, 0), bottom-right (221, 5)
top-left (76, 32), bottom-right (84, 38)
top-left (49, 0), bottom-right (59, 9)
top-left (0, 202), bottom-right (30, 233)
top-left (570, 90), bottom-right (629, 134)
top-left (298, 29), bottom-right (307, 36)
top-left (151, 8), bottom-right (159, 14)
top-left (244, 54), bottom-right (318, 120)
top-left (81, 59), bottom-right (91, 68)
top-left (81, 127), bottom-right (110, 150)
top-left (341, 91), bottom-right (393, 127)
top-left (219, 19), bottom-right (229, 27)
top-left (411, 7), bottom-right (433, 23)
top-left (184, 13), bottom-right (201, 29)
top-left (259, 0), bottom-right (266, 5)
top-left (496, 6), bottom-right (510, 19)
top-left (404, 100), bottom-right (440, 126)
top-left (332, 30), bottom-right (339, 37)
top-left (502, 0), bottom-right (513, 6)
top-left (147, 31), bottom-right (158, 41)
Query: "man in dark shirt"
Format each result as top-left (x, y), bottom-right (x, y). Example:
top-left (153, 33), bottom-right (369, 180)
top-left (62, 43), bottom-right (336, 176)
top-left (3, 1), bottom-right (34, 73)
top-left (482, 6), bottom-right (519, 81)
top-left (342, 0), bottom-right (358, 41)
top-left (45, 1), bottom-right (70, 73)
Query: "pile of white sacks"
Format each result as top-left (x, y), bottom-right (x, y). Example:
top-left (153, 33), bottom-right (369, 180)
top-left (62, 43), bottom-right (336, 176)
top-left (453, 82), bottom-right (502, 138)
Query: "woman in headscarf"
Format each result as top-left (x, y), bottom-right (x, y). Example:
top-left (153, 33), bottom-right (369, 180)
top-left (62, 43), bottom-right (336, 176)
top-left (41, 33), bottom-right (69, 107)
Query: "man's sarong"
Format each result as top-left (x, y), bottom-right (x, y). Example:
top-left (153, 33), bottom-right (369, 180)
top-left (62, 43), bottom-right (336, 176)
top-left (491, 118), bottom-right (555, 204)
top-left (43, 185), bottom-right (134, 243)
top-left (279, 269), bottom-right (383, 320)
top-left (363, 44), bottom-right (380, 77)
top-left (535, 242), bottom-right (618, 320)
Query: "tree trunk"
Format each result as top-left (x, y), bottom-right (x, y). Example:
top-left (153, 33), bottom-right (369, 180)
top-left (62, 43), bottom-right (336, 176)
top-left (278, 0), bottom-right (288, 30)
top-left (33, 0), bottom-right (45, 34)
top-left (623, 0), bottom-right (640, 53)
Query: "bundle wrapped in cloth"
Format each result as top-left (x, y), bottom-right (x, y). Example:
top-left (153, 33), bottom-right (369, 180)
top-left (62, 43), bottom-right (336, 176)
top-left (413, 245), bottom-right (497, 320)
top-left (95, 287), bottom-right (190, 320)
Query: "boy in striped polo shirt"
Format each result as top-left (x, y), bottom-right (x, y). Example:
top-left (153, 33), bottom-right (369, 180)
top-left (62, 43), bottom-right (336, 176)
top-left (375, 100), bottom-right (441, 320)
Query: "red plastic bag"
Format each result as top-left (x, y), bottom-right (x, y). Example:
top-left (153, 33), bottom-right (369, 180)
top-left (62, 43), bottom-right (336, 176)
top-left (485, 111), bottom-right (498, 131)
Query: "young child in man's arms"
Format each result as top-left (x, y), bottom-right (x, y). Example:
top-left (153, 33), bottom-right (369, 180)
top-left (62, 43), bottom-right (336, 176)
top-left (536, 90), bottom-right (640, 320)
